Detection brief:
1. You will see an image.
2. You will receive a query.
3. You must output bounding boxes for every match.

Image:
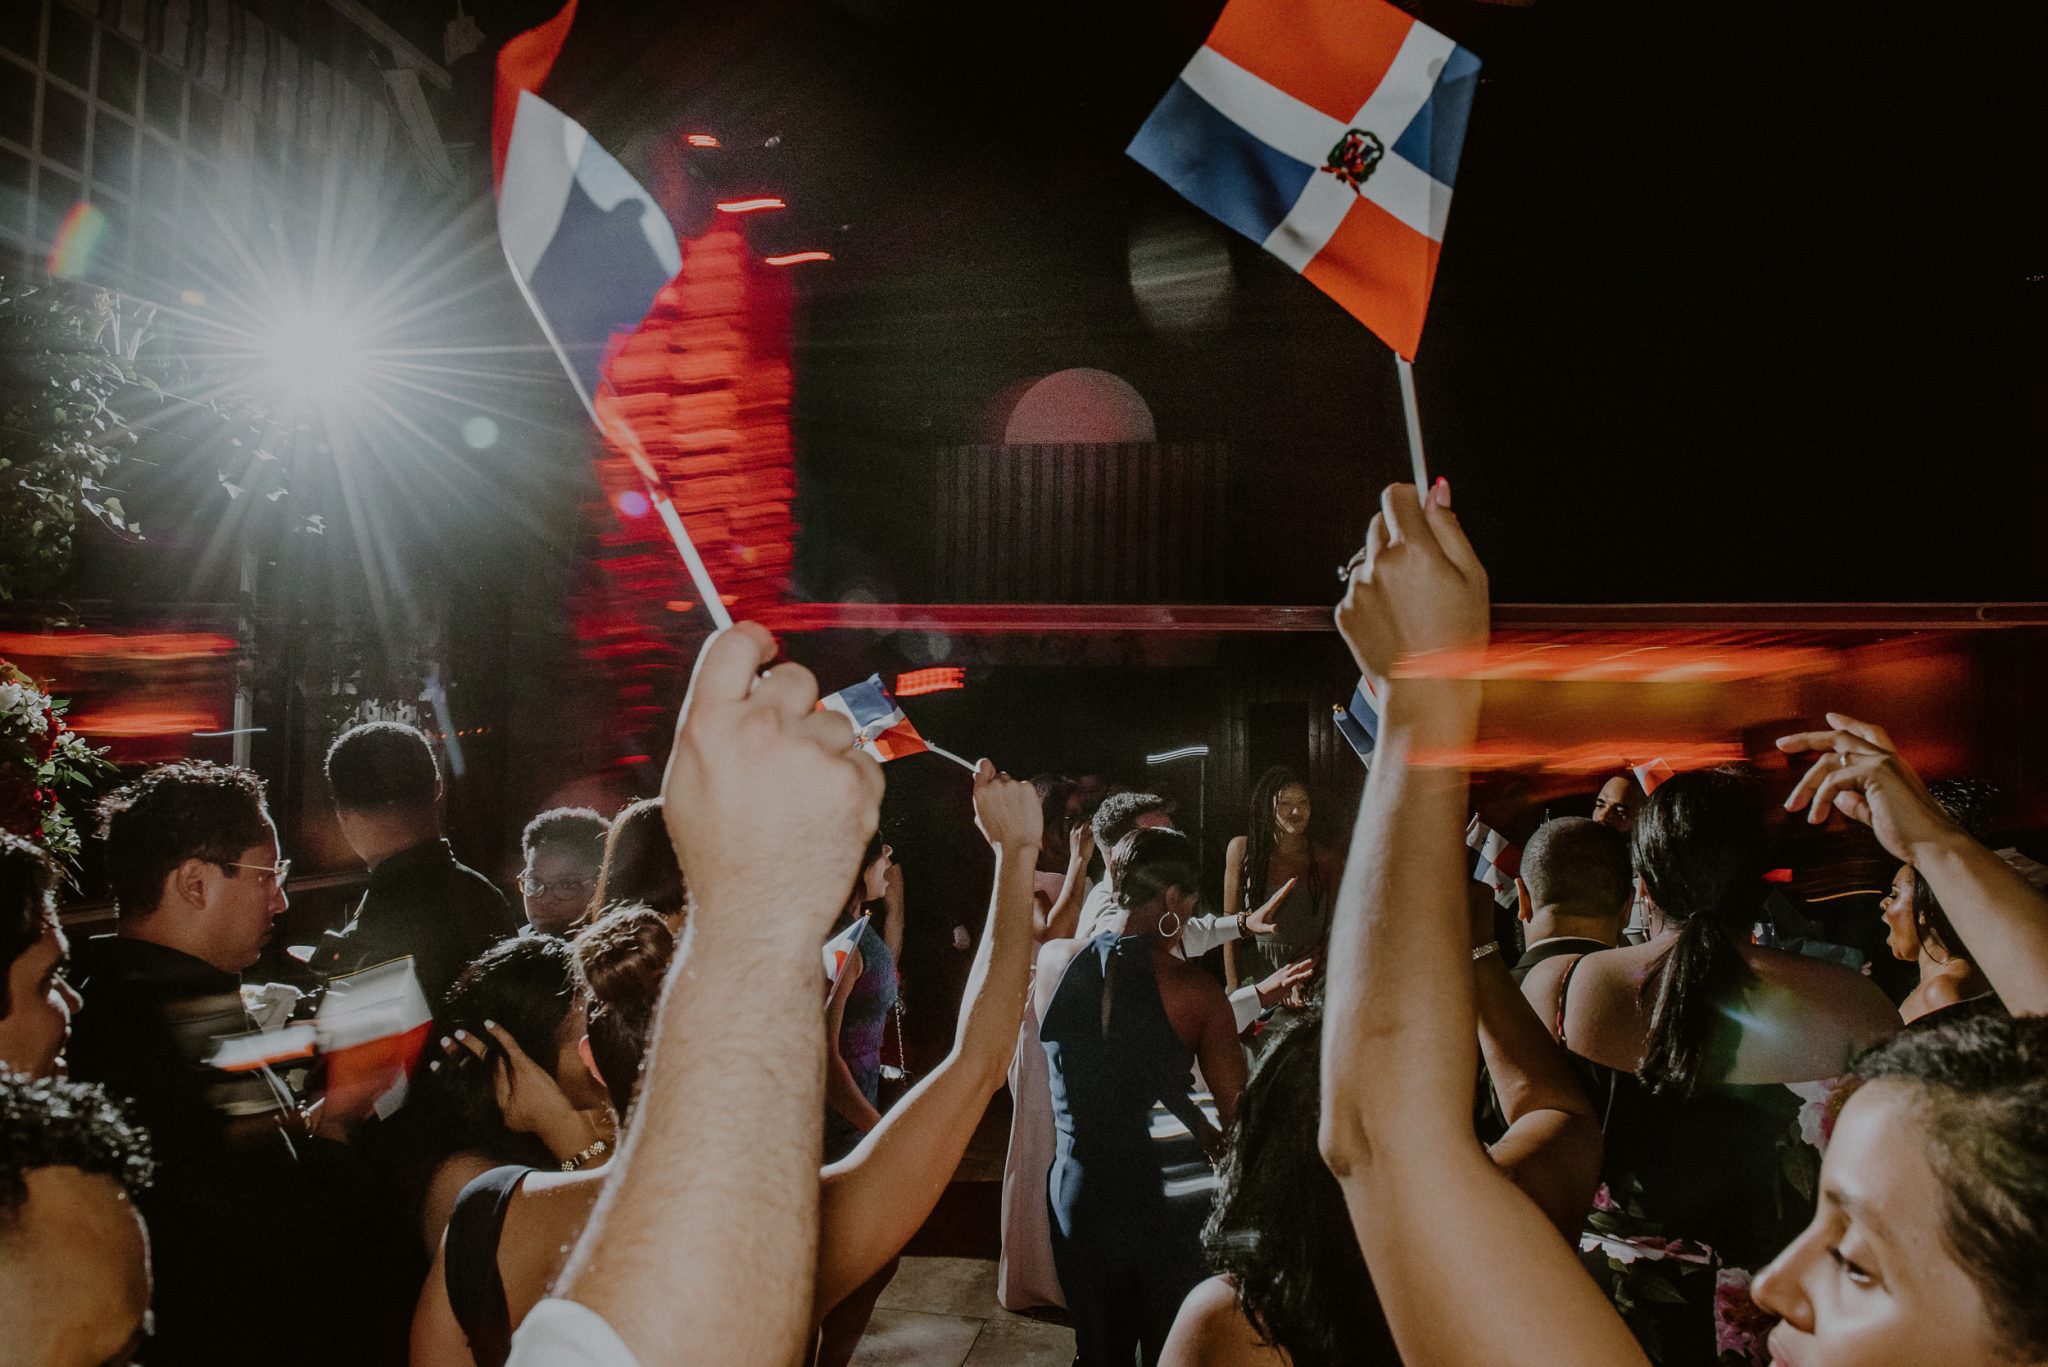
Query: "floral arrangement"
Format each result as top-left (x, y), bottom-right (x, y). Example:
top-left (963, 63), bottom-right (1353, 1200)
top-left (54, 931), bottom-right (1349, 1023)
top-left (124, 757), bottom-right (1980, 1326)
top-left (0, 659), bottom-right (115, 864)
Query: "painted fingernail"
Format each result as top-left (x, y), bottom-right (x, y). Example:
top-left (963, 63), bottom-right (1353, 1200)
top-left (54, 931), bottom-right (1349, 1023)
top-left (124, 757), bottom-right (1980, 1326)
top-left (439, 1035), bottom-right (453, 1048)
top-left (453, 1030), bottom-right (468, 1041)
top-left (483, 1020), bottom-right (497, 1030)
top-left (1433, 476), bottom-right (1452, 508)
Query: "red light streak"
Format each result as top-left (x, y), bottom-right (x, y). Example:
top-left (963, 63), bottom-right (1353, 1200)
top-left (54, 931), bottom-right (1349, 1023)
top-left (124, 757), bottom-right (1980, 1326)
top-left (895, 667), bottom-right (966, 697)
top-left (685, 134), bottom-right (720, 148)
top-left (715, 197), bottom-right (786, 214)
top-left (0, 631), bottom-right (237, 661)
top-left (763, 251), bottom-right (832, 266)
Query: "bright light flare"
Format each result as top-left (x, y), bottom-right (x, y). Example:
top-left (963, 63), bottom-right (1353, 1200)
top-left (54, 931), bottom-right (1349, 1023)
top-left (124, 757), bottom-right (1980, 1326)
top-left (715, 197), bottom-right (786, 214)
top-left (764, 250), bottom-right (832, 266)
top-left (256, 295), bottom-right (374, 407)
top-left (686, 134), bottom-right (720, 148)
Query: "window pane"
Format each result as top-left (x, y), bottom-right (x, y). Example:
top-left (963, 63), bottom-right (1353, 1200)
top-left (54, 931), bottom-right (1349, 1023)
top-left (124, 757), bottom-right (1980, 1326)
top-left (44, 3), bottom-right (89, 90)
top-left (138, 132), bottom-right (177, 201)
top-left (0, 59), bottom-right (32, 147)
top-left (0, 146), bottom-right (28, 231)
top-left (36, 167), bottom-right (78, 240)
top-left (40, 84), bottom-right (85, 170)
top-left (0, 2), bottom-right (40, 64)
top-left (142, 58), bottom-right (180, 133)
top-left (93, 112), bottom-right (133, 195)
top-left (186, 82), bottom-right (219, 154)
top-left (97, 34), bottom-right (139, 114)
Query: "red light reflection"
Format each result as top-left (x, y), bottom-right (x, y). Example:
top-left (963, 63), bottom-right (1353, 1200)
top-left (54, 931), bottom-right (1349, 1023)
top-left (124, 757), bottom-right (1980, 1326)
top-left (895, 667), bottom-right (966, 697)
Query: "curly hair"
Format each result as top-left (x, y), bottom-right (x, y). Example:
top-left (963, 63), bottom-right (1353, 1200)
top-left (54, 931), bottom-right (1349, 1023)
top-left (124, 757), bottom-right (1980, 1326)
top-left (1204, 1008), bottom-right (1399, 1367)
top-left (324, 721), bottom-right (439, 810)
top-left (571, 905), bottom-right (675, 1119)
top-left (1091, 792), bottom-right (1172, 855)
top-left (95, 761), bottom-right (272, 917)
top-left (0, 1073), bottom-right (154, 1232)
top-left (1849, 1013), bottom-right (2048, 1360)
top-left (0, 834), bottom-right (55, 1015)
top-left (520, 807), bottom-right (610, 865)
top-left (425, 935), bottom-right (583, 1151)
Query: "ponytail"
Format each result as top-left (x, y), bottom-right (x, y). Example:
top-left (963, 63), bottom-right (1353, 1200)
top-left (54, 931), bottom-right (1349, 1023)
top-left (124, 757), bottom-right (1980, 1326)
top-left (1638, 910), bottom-right (1750, 1096)
top-left (1630, 768), bottom-right (1767, 1098)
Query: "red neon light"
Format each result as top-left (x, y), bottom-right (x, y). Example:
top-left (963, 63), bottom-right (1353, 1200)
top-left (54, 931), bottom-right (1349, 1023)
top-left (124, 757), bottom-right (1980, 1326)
top-left (895, 667), bottom-right (965, 697)
top-left (686, 134), bottom-right (720, 148)
top-left (715, 197), bottom-right (785, 214)
top-left (764, 251), bottom-right (832, 266)
top-left (0, 631), bottom-right (238, 660)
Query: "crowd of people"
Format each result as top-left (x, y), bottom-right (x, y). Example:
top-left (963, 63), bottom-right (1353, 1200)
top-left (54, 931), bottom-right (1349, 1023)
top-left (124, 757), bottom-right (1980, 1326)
top-left (3, 480), bottom-right (2047, 1367)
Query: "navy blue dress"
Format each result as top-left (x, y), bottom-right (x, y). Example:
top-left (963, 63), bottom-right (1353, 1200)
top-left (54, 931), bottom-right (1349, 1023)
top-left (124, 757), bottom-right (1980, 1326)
top-left (1040, 932), bottom-right (1212, 1366)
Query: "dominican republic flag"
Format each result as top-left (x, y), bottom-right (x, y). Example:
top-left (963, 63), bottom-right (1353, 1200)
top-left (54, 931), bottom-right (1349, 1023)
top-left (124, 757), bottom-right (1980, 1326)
top-left (493, 0), bottom-right (681, 399)
top-left (1633, 758), bottom-right (1675, 796)
top-left (823, 914), bottom-right (870, 987)
top-left (1466, 815), bottom-right (1521, 910)
top-left (1333, 677), bottom-right (1380, 766)
top-left (820, 675), bottom-right (930, 763)
top-left (1128, 0), bottom-right (1480, 359)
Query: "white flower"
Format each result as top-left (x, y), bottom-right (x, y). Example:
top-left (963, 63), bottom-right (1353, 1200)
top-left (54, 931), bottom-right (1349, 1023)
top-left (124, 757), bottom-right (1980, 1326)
top-left (0, 683), bottom-right (24, 715)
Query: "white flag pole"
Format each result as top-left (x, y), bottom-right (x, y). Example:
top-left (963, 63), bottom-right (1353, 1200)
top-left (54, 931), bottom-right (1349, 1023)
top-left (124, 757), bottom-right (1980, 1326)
top-left (1395, 353), bottom-right (1430, 499)
top-left (921, 742), bottom-right (981, 774)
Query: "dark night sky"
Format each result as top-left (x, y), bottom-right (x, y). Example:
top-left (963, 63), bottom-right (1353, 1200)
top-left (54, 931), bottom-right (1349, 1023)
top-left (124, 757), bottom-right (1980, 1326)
top-left (531, 0), bottom-right (2048, 607)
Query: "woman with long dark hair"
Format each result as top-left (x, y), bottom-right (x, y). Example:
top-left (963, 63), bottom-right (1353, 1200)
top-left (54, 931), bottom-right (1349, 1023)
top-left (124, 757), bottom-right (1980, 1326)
top-left (582, 798), bottom-right (686, 930)
top-left (1514, 768), bottom-right (1898, 1361)
top-left (1223, 768), bottom-right (1340, 1009)
top-left (1034, 825), bottom-right (1249, 1366)
top-left (1160, 887), bottom-right (1598, 1367)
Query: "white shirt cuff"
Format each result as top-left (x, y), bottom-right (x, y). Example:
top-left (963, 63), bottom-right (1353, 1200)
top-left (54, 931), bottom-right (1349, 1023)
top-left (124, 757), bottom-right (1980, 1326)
top-left (505, 1299), bottom-right (643, 1367)
top-left (1229, 984), bottom-right (1262, 1034)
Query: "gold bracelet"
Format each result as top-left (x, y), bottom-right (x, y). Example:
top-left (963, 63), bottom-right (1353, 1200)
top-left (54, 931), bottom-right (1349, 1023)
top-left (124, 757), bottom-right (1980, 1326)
top-left (561, 1137), bottom-right (610, 1172)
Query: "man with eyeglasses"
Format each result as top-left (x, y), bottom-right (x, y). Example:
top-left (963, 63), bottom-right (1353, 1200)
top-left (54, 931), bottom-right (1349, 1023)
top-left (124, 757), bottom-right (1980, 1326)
top-left (518, 807), bottom-right (610, 936)
top-left (67, 761), bottom-right (409, 1366)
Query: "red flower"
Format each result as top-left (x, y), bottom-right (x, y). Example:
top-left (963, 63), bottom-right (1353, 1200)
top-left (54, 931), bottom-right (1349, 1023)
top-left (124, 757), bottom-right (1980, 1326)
top-left (0, 764), bottom-right (43, 838)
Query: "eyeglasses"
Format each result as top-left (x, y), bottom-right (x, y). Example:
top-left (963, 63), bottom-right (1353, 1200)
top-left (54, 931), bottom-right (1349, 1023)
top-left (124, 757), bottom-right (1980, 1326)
top-left (519, 875), bottom-right (596, 899)
top-left (225, 858), bottom-right (292, 884)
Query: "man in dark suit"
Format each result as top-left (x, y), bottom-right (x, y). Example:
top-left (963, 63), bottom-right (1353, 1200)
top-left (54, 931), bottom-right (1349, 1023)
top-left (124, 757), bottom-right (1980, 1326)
top-left (315, 722), bottom-right (519, 1014)
top-left (1510, 817), bottom-right (1632, 983)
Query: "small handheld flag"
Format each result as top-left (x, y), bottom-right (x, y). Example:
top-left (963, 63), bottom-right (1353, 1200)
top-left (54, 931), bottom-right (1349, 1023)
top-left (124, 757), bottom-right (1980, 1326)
top-left (1127, 0), bottom-right (1481, 361)
top-left (819, 674), bottom-right (975, 770)
top-left (1333, 677), bottom-right (1380, 767)
top-left (1632, 758), bottom-right (1676, 796)
top-left (824, 914), bottom-right (869, 986)
top-left (1466, 815), bottom-right (1521, 911)
top-left (493, 0), bottom-right (731, 628)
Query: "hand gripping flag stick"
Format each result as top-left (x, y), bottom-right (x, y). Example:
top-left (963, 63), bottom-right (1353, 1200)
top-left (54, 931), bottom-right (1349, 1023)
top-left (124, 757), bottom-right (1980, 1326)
top-left (1395, 355), bottom-right (1429, 498)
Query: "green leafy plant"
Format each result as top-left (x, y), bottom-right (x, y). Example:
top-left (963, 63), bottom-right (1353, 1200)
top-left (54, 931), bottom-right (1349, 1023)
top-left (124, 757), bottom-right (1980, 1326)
top-left (0, 278), bottom-right (157, 601)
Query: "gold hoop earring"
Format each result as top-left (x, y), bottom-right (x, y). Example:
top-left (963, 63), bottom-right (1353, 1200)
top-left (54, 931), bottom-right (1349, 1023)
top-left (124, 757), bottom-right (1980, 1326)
top-left (1156, 910), bottom-right (1182, 938)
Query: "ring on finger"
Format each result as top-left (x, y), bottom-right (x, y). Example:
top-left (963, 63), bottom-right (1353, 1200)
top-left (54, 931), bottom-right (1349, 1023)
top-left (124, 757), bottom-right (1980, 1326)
top-left (1837, 752), bottom-right (1852, 769)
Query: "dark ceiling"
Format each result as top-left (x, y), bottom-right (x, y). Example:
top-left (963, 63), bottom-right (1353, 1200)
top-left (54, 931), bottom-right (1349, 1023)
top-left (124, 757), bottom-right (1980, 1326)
top-left (491, 0), bottom-right (2048, 606)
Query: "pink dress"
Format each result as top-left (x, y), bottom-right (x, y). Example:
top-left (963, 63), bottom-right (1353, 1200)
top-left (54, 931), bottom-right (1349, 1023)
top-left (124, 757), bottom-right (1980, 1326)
top-left (997, 870), bottom-right (1083, 1311)
top-left (998, 989), bottom-right (1064, 1310)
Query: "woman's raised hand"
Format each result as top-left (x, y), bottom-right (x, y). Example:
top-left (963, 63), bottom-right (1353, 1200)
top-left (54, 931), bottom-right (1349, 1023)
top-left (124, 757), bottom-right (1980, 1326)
top-left (661, 623), bottom-right (884, 949)
top-left (972, 760), bottom-right (1046, 851)
top-left (1334, 481), bottom-right (1489, 689)
top-left (1776, 713), bottom-right (1958, 859)
top-left (1242, 876), bottom-right (1297, 935)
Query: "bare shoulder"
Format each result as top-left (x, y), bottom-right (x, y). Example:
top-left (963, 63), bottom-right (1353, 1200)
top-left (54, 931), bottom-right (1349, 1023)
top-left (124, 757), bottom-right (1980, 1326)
top-left (1746, 946), bottom-right (1896, 1025)
top-left (1162, 1276), bottom-right (1286, 1367)
top-left (1226, 834), bottom-right (1248, 859)
top-left (1518, 954), bottom-right (1574, 1028)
